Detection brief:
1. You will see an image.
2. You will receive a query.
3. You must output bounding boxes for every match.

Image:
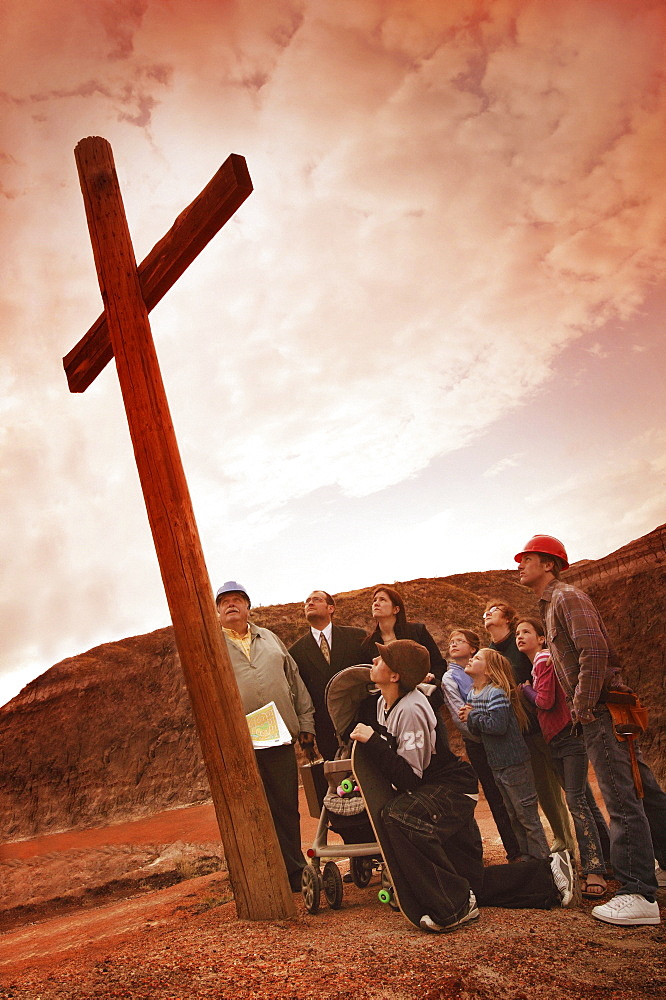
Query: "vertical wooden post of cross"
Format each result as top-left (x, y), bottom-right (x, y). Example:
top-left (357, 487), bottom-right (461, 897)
top-left (71, 136), bottom-right (295, 920)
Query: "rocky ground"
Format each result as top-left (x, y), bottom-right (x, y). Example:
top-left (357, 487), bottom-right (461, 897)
top-left (1, 796), bottom-right (664, 1000)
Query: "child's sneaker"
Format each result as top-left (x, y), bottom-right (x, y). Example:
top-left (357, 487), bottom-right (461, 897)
top-left (550, 849), bottom-right (574, 906)
top-left (592, 894), bottom-right (660, 926)
top-left (420, 891), bottom-right (479, 933)
top-left (419, 914), bottom-right (445, 932)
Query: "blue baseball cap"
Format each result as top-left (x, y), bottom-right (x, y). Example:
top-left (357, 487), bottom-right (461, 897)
top-left (215, 580), bottom-right (251, 606)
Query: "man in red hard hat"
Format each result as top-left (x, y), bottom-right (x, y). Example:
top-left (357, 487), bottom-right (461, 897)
top-left (515, 535), bottom-right (666, 927)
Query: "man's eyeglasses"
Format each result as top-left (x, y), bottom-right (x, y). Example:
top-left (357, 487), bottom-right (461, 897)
top-left (483, 607), bottom-right (500, 618)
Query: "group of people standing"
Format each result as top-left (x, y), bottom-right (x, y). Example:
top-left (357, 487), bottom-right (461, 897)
top-left (443, 608), bottom-right (608, 896)
top-left (214, 532), bottom-right (665, 930)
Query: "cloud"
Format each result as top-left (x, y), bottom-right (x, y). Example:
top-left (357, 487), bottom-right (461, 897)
top-left (1, 0), bottom-right (665, 701)
top-left (522, 426), bottom-right (666, 553)
top-left (585, 343), bottom-right (609, 359)
top-left (483, 454), bottom-right (523, 479)
top-left (146, 0), bottom-right (664, 508)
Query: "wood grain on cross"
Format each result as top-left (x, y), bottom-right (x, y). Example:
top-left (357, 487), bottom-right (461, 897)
top-left (66, 136), bottom-right (295, 920)
top-left (64, 150), bottom-right (252, 392)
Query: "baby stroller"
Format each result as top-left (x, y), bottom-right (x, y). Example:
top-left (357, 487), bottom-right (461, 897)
top-left (300, 665), bottom-right (382, 913)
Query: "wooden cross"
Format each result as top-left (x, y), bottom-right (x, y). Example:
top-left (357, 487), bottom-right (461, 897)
top-left (65, 136), bottom-right (296, 920)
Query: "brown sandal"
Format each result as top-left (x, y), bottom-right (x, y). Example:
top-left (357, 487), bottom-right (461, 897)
top-left (582, 877), bottom-right (607, 898)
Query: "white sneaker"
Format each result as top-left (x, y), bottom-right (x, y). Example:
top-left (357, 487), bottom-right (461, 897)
top-left (655, 862), bottom-right (666, 888)
top-left (592, 894), bottom-right (660, 926)
top-left (550, 849), bottom-right (574, 907)
top-left (420, 891), bottom-right (479, 933)
top-left (419, 914), bottom-right (446, 932)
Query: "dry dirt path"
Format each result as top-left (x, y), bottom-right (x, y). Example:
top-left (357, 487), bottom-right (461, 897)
top-left (1, 793), bottom-right (664, 999)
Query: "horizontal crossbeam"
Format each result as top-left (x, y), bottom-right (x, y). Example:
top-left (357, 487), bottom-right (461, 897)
top-left (63, 153), bottom-right (253, 392)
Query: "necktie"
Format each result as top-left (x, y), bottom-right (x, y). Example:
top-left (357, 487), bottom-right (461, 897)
top-left (319, 633), bottom-right (331, 664)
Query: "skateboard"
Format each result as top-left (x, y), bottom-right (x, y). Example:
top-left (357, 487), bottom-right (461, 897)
top-left (351, 740), bottom-right (424, 931)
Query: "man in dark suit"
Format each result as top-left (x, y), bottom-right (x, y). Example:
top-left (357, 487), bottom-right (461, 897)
top-left (289, 591), bottom-right (367, 760)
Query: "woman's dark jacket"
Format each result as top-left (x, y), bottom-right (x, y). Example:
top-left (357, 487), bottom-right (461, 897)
top-left (360, 622), bottom-right (446, 683)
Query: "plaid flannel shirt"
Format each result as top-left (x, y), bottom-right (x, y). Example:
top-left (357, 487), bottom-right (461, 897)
top-left (539, 579), bottom-right (623, 724)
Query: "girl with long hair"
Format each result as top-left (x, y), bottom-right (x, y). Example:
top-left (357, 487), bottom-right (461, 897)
top-left (442, 629), bottom-right (521, 862)
top-left (460, 649), bottom-right (561, 871)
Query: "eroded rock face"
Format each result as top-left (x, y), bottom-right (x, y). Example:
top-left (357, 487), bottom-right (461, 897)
top-left (0, 525), bottom-right (663, 841)
top-left (0, 630), bottom-right (210, 841)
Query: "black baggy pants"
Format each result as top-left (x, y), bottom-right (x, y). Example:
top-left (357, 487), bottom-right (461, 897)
top-left (382, 785), bottom-right (559, 926)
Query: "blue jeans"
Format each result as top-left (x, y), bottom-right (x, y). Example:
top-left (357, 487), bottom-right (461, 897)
top-left (464, 737), bottom-right (521, 861)
top-left (524, 731), bottom-right (575, 852)
top-left (582, 707), bottom-right (662, 899)
top-left (548, 728), bottom-right (607, 876)
top-left (585, 783), bottom-right (611, 864)
top-left (492, 761), bottom-right (550, 861)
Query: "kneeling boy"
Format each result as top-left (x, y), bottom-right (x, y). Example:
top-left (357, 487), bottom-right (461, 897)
top-left (350, 639), bottom-right (570, 932)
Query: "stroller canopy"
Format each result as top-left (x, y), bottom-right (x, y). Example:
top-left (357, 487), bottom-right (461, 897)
top-left (325, 665), bottom-right (376, 745)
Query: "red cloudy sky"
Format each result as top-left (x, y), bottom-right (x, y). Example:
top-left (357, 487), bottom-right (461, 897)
top-left (1, 0), bottom-right (665, 705)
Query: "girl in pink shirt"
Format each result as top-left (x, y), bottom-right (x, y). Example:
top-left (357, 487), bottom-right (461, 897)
top-left (517, 618), bottom-right (608, 897)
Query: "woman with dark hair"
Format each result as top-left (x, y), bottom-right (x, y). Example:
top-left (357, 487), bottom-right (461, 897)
top-left (360, 585), bottom-right (446, 684)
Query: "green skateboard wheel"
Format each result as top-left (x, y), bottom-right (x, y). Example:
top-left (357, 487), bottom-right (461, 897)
top-left (378, 887), bottom-right (394, 904)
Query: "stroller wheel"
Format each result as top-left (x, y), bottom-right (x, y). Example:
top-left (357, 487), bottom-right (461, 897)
top-left (322, 862), bottom-right (344, 909)
top-left (301, 865), bottom-right (321, 914)
top-left (350, 856), bottom-right (374, 888)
